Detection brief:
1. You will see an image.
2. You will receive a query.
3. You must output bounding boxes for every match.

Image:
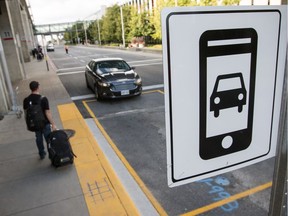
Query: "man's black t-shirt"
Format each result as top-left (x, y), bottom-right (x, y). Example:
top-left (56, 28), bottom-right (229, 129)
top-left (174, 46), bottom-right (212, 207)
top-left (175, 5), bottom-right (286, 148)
top-left (23, 94), bottom-right (50, 124)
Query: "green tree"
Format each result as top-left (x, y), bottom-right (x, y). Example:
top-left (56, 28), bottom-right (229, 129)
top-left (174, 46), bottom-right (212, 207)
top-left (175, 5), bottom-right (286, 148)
top-left (128, 7), bottom-right (155, 41)
top-left (101, 4), bottom-right (120, 43)
top-left (150, 0), bottom-right (174, 41)
top-left (199, 0), bottom-right (218, 6)
top-left (221, 0), bottom-right (240, 5)
top-left (86, 21), bottom-right (98, 44)
top-left (79, 0), bottom-right (242, 46)
top-left (63, 30), bottom-right (71, 43)
top-left (178, 0), bottom-right (196, 6)
top-left (114, 5), bottom-right (133, 45)
top-left (66, 22), bottom-right (85, 44)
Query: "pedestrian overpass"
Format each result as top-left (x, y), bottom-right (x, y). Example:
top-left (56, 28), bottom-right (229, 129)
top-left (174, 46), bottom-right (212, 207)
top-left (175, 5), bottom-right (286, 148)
top-left (34, 20), bottom-right (94, 35)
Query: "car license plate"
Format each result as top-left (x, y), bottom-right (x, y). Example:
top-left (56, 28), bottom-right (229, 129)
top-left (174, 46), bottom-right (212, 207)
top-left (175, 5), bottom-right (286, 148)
top-left (121, 90), bottom-right (129, 95)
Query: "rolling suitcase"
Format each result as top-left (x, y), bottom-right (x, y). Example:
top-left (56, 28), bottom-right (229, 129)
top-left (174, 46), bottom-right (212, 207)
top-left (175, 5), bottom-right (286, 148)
top-left (48, 129), bottom-right (76, 168)
top-left (37, 53), bottom-right (42, 60)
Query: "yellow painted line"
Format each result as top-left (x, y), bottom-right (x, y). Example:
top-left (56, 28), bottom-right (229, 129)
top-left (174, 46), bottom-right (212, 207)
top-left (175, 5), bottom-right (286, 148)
top-left (83, 99), bottom-right (168, 216)
top-left (182, 181), bottom-right (272, 216)
top-left (58, 103), bottom-right (140, 216)
top-left (81, 90), bottom-right (271, 216)
top-left (142, 89), bottom-right (163, 94)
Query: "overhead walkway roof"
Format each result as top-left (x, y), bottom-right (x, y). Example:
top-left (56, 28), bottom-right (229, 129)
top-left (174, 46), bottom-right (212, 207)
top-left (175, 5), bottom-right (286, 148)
top-left (34, 20), bottom-right (94, 35)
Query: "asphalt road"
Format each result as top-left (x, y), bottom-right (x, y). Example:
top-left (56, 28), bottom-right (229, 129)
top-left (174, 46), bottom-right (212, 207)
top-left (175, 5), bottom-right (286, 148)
top-left (48, 45), bottom-right (275, 216)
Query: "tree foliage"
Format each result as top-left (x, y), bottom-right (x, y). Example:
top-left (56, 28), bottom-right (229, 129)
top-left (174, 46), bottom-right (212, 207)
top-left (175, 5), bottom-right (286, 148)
top-left (65, 0), bottom-right (242, 46)
top-left (128, 7), bottom-right (154, 40)
top-left (221, 0), bottom-right (240, 5)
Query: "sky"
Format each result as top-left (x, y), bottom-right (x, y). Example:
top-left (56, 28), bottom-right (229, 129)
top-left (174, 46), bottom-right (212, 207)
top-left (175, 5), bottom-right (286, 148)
top-left (27, 0), bottom-right (124, 25)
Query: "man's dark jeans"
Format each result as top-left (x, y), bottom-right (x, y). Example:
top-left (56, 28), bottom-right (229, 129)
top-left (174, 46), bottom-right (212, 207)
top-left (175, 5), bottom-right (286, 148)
top-left (35, 123), bottom-right (51, 157)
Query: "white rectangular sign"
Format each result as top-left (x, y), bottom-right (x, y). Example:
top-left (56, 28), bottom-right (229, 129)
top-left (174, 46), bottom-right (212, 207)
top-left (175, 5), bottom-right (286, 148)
top-left (162, 6), bottom-right (287, 187)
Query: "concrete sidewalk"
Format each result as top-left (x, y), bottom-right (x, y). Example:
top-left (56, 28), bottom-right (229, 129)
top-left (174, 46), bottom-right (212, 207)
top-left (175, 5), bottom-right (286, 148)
top-left (0, 57), bottom-right (160, 216)
top-left (0, 59), bottom-right (90, 216)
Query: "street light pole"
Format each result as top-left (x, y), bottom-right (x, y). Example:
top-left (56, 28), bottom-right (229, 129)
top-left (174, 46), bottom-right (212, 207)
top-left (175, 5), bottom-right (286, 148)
top-left (41, 35), bottom-right (49, 71)
top-left (84, 21), bottom-right (88, 45)
top-left (120, 6), bottom-right (125, 48)
top-left (97, 19), bottom-right (101, 46)
top-left (75, 23), bottom-right (79, 44)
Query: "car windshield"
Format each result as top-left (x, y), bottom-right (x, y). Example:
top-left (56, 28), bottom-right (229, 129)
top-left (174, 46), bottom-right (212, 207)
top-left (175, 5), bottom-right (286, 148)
top-left (217, 77), bottom-right (242, 92)
top-left (97, 60), bottom-right (131, 74)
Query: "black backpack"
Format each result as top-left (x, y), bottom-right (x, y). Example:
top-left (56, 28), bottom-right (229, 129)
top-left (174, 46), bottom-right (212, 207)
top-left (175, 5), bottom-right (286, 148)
top-left (48, 130), bottom-right (76, 168)
top-left (25, 96), bottom-right (46, 132)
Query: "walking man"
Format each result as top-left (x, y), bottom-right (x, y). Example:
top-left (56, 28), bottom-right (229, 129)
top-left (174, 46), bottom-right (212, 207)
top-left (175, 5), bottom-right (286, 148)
top-left (64, 45), bottom-right (69, 54)
top-left (23, 81), bottom-right (57, 159)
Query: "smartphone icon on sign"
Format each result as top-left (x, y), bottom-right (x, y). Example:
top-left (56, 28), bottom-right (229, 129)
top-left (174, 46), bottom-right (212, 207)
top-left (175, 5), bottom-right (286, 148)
top-left (199, 28), bottom-right (258, 160)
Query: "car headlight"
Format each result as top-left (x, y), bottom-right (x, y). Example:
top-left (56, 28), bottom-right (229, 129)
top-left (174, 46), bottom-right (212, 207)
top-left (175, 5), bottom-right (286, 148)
top-left (238, 93), bottom-right (244, 100)
top-left (214, 97), bottom-right (220, 104)
top-left (134, 78), bottom-right (142, 85)
top-left (98, 81), bottom-right (110, 87)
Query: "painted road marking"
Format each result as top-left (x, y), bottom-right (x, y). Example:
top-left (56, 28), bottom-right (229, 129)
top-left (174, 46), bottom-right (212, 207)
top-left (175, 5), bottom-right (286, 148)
top-left (82, 91), bottom-right (168, 216)
top-left (132, 62), bottom-right (162, 67)
top-left (83, 90), bottom-right (273, 216)
top-left (57, 66), bottom-right (85, 72)
top-left (71, 94), bottom-right (95, 101)
top-left (56, 59), bottom-right (162, 74)
top-left (57, 103), bottom-right (140, 216)
top-left (58, 70), bottom-right (85, 76)
top-left (69, 85), bottom-right (164, 101)
top-left (182, 182), bottom-right (272, 215)
top-left (85, 118), bottom-right (159, 215)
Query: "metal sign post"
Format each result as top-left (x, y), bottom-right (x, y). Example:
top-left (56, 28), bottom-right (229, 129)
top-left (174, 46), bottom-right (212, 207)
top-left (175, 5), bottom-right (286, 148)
top-left (269, 47), bottom-right (287, 216)
top-left (41, 35), bottom-right (49, 71)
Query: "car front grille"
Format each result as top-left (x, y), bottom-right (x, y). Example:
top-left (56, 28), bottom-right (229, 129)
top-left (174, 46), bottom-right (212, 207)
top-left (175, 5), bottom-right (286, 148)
top-left (112, 83), bottom-right (136, 91)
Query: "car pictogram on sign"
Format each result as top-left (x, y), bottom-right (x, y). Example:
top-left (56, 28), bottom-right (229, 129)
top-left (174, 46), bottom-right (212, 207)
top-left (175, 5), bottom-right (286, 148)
top-left (210, 72), bottom-right (247, 118)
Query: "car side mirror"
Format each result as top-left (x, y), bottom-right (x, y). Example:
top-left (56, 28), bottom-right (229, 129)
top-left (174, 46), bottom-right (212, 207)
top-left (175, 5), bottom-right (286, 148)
top-left (131, 66), bottom-right (136, 70)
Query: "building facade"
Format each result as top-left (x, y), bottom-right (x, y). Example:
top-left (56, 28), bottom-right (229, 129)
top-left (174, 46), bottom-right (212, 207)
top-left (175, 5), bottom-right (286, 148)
top-left (0, 0), bottom-right (34, 115)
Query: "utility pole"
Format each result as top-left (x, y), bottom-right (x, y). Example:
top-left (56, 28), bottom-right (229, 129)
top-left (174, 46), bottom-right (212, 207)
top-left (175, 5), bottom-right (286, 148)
top-left (120, 6), bottom-right (125, 48)
top-left (41, 35), bottom-right (49, 71)
top-left (97, 19), bottom-right (101, 46)
top-left (84, 21), bottom-right (88, 45)
top-left (75, 23), bottom-right (79, 44)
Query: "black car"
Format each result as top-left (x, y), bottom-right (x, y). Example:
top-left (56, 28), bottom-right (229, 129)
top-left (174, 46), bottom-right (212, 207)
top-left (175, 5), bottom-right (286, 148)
top-left (85, 58), bottom-right (142, 100)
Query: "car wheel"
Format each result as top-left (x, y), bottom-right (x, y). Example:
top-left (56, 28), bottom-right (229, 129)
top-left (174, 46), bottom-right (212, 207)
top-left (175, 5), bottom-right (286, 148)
top-left (238, 105), bottom-right (243, 113)
top-left (214, 110), bottom-right (219, 118)
top-left (94, 85), bottom-right (102, 101)
top-left (85, 75), bottom-right (90, 89)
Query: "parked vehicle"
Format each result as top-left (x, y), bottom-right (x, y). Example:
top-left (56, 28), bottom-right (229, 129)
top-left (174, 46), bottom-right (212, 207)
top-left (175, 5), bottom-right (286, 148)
top-left (47, 44), bottom-right (54, 52)
top-left (85, 57), bottom-right (142, 100)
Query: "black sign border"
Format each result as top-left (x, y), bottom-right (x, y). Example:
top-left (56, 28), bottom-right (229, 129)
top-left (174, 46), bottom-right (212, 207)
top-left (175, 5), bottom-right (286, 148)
top-left (165, 9), bottom-right (282, 184)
